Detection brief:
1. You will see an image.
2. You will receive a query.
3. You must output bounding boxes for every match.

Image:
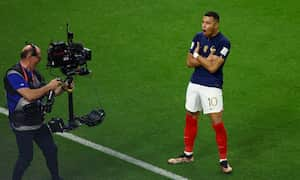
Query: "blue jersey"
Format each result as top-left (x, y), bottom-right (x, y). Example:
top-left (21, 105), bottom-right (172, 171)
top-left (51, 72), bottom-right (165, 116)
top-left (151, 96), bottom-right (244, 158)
top-left (6, 68), bottom-right (30, 114)
top-left (189, 32), bottom-right (230, 89)
top-left (4, 63), bottom-right (45, 130)
top-left (5, 63), bottom-right (43, 114)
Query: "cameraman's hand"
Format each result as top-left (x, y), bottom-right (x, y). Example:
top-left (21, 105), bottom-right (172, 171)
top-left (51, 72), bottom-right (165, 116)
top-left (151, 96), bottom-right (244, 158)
top-left (62, 81), bottom-right (74, 93)
top-left (65, 80), bottom-right (74, 89)
top-left (47, 78), bottom-right (62, 91)
top-left (54, 79), bottom-right (74, 95)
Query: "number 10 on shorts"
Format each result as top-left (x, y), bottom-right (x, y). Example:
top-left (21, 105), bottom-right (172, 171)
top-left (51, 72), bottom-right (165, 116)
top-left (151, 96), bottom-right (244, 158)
top-left (208, 97), bottom-right (218, 107)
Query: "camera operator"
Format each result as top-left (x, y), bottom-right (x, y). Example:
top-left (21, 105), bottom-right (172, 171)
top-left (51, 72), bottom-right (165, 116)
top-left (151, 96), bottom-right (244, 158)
top-left (4, 44), bottom-right (66, 180)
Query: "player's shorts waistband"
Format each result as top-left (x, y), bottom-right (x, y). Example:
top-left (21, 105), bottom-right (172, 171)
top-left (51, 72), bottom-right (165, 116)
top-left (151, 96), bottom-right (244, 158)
top-left (189, 82), bottom-right (222, 90)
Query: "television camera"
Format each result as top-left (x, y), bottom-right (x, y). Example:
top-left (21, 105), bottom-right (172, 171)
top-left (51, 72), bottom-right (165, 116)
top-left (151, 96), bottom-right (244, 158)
top-left (44, 24), bottom-right (105, 133)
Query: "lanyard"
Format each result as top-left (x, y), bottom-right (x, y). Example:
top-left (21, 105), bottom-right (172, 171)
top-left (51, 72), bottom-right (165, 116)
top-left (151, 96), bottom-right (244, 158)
top-left (20, 63), bottom-right (35, 83)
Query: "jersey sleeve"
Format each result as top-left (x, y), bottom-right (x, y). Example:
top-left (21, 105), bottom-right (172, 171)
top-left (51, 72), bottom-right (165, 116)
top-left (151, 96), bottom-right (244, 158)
top-left (6, 72), bottom-right (29, 90)
top-left (189, 34), bottom-right (199, 54)
top-left (216, 39), bottom-right (231, 60)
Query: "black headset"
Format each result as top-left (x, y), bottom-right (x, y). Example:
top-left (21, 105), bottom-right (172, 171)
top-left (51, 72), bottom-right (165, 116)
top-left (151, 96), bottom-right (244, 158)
top-left (29, 43), bottom-right (37, 57)
top-left (20, 43), bottom-right (37, 58)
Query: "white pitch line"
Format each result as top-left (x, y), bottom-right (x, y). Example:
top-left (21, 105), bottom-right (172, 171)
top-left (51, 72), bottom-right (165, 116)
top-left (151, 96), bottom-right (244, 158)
top-left (0, 106), bottom-right (187, 180)
top-left (56, 132), bottom-right (188, 180)
top-left (0, 107), bottom-right (9, 116)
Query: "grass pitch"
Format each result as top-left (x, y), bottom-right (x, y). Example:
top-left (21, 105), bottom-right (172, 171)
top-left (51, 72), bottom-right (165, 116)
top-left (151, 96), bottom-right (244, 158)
top-left (1, 0), bottom-right (300, 179)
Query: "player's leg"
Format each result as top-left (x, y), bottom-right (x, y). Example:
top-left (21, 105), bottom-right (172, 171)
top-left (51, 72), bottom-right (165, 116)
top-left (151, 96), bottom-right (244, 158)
top-left (168, 82), bottom-right (201, 164)
top-left (12, 130), bottom-right (34, 180)
top-left (210, 112), bottom-right (227, 159)
top-left (184, 111), bottom-right (199, 156)
top-left (200, 85), bottom-right (232, 173)
top-left (209, 112), bottom-right (232, 174)
top-left (34, 124), bottom-right (61, 180)
top-left (168, 111), bottom-right (199, 164)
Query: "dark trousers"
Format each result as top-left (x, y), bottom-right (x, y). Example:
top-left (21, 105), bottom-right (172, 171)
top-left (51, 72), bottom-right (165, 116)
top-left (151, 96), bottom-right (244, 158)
top-left (12, 124), bottom-right (60, 180)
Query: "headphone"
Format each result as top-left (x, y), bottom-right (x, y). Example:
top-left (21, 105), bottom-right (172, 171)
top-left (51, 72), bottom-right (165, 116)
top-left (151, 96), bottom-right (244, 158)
top-left (30, 43), bottom-right (37, 57)
top-left (20, 43), bottom-right (37, 58)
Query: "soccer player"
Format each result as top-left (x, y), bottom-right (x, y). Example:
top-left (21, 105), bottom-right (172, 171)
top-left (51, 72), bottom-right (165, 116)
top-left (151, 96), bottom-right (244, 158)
top-left (167, 11), bottom-right (232, 174)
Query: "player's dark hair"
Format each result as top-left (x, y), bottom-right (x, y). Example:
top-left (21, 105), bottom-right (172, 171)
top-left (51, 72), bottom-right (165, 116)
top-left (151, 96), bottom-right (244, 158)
top-left (204, 11), bottom-right (220, 22)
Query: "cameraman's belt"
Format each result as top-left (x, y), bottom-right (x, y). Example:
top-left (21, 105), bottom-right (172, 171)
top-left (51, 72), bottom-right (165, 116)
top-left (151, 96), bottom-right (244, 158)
top-left (11, 124), bottom-right (43, 131)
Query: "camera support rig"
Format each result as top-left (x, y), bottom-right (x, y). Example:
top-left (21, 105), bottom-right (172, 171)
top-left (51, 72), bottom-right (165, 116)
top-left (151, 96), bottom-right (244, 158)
top-left (45, 75), bottom-right (105, 133)
top-left (45, 24), bottom-right (105, 133)
top-left (66, 76), bottom-right (77, 130)
top-left (65, 25), bottom-right (79, 130)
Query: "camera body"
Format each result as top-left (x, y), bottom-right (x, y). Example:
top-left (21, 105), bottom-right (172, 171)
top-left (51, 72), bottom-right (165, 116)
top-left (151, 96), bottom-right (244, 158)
top-left (47, 41), bottom-right (91, 67)
top-left (47, 25), bottom-right (91, 76)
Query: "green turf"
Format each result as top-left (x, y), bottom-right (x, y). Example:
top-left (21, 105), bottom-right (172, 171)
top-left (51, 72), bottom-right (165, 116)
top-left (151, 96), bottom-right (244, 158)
top-left (1, 0), bottom-right (300, 179)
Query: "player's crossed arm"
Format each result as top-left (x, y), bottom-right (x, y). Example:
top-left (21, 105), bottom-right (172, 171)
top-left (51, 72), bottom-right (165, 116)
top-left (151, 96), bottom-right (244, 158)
top-left (186, 42), bottom-right (202, 67)
top-left (199, 53), bottom-right (224, 73)
top-left (186, 41), bottom-right (224, 73)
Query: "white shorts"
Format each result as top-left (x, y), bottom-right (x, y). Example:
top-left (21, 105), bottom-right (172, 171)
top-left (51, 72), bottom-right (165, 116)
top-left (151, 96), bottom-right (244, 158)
top-left (185, 82), bottom-right (223, 114)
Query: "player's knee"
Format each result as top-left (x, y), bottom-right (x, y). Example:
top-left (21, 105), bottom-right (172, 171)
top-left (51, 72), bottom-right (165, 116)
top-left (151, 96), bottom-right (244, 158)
top-left (186, 110), bottom-right (199, 118)
top-left (212, 118), bottom-right (223, 124)
top-left (209, 112), bottom-right (223, 124)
